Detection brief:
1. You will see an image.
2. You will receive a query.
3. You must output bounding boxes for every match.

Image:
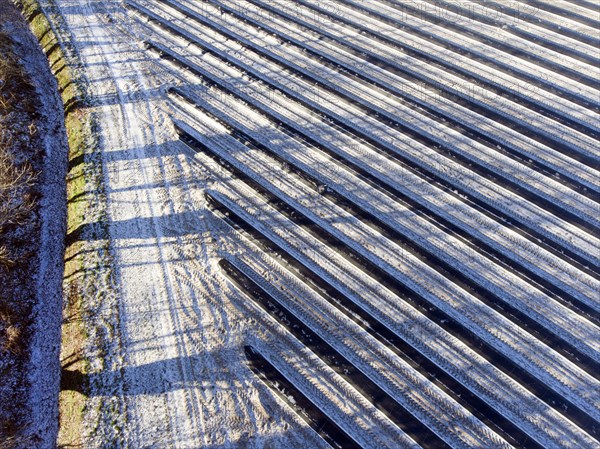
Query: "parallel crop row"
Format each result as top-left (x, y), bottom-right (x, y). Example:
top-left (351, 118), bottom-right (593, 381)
top-left (128, 0), bottom-right (600, 447)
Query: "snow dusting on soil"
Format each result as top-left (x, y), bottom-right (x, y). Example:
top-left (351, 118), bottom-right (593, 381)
top-left (18, 0), bottom-right (600, 448)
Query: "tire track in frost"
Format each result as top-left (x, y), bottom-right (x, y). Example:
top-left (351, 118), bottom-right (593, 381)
top-left (176, 126), bottom-right (600, 438)
top-left (244, 345), bottom-right (363, 449)
top-left (166, 143), bottom-right (280, 446)
top-left (113, 71), bottom-right (204, 449)
top-left (233, 292), bottom-right (409, 449)
top-left (74, 3), bottom-right (208, 446)
top-left (214, 220), bottom-right (419, 448)
top-left (147, 103), bottom-right (264, 446)
top-left (170, 92), bottom-right (600, 378)
top-left (234, 0), bottom-right (600, 138)
top-left (133, 87), bottom-right (211, 449)
top-left (130, 0), bottom-right (600, 280)
top-left (204, 190), bottom-right (543, 448)
top-left (157, 168), bottom-right (263, 448)
top-left (94, 2), bottom-right (261, 444)
top-left (71, 5), bottom-right (138, 446)
top-left (219, 258), bottom-right (449, 449)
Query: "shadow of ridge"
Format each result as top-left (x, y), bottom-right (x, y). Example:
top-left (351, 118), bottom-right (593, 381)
top-left (134, 428), bottom-right (321, 449)
top-left (66, 209), bottom-right (206, 247)
top-left (61, 355), bottom-right (198, 397)
top-left (64, 219), bottom-right (106, 247)
top-left (61, 356), bottom-right (326, 448)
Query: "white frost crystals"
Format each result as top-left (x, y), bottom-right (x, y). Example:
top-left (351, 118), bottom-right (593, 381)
top-left (25, 0), bottom-right (600, 448)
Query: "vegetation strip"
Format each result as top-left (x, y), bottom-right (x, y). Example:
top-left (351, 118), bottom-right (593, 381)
top-left (0, 10), bottom-right (44, 446)
top-left (13, 0), bottom-right (113, 447)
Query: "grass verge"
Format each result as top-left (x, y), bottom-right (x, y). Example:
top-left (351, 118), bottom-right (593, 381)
top-left (12, 0), bottom-right (112, 446)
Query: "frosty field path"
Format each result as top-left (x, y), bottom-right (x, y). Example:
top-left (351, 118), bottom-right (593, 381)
top-left (35, 0), bottom-right (600, 447)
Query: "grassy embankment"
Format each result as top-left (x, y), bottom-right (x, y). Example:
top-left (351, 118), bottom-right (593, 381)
top-left (12, 0), bottom-right (111, 446)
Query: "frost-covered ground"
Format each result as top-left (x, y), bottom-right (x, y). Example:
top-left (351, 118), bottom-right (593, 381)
top-left (24, 0), bottom-right (600, 448)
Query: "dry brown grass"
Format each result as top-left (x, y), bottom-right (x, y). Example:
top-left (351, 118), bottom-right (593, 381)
top-left (0, 33), bottom-right (37, 345)
top-left (0, 303), bottom-right (22, 355)
top-left (0, 134), bottom-right (37, 269)
top-left (0, 427), bottom-right (35, 449)
top-left (0, 23), bottom-right (42, 449)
